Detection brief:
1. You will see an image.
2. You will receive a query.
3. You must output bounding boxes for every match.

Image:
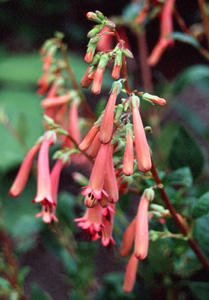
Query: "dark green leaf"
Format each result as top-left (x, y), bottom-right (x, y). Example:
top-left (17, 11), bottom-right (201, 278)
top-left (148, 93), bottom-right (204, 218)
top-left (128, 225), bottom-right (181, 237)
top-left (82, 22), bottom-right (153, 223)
top-left (165, 167), bottom-right (193, 188)
top-left (192, 192), bottom-right (209, 219)
top-left (168, 126), bottom-right (204, 180)
top-left (170, 32), bottom-right (200, 49)
top-left (171, 65), bottom-right (209, 95)
top-left (31, 283), bottom-right (53, 300)
top-left (188, 281), bottom-right (209, 300)
top-left (193, 214), bottom-right (209, 260)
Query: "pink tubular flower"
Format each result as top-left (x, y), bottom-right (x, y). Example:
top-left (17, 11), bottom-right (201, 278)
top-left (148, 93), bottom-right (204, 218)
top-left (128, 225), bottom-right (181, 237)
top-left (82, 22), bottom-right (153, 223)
top-left (148, 0), bottom-right (175, 66)
top-left (37, 73), bottom-right (49, 96)
top-left (79, 124), bottom-right (100, 152)
top-left (82, 142), bottom-right (110, 202)
top-left (80, 67), bottom-right (93, 88)
top-left (99, 81), bottom-right (121, 144)
top-left (123, 130), bottom-right (134, 176)
top-left (91, 67), bottom-right (104, 95)
top-left (142, 92), bottom-right (166, 106)
top-left (9, 143), bottom-right (41, 198)
top-left (103, 146), bottom-right (119, 203)
top-left (97, 27), bottom-right (113, 52)
top-left (75, 203), bottom-right (103, 236)
top-left (41, 94), bottom-right (71, 108)
top-left (91, 54), bottom-right (109, 95)
top-left (123, 253), bottom-right (139, 293)
top-left (101, 203), bottom-right (116, 247)
top-left (120, 218), bottom-right (136, 257)
top-left (33, 132), bottom-right (56, 206)
top-left (134, 189), bottom-right (154, 260)
top-left (132, 96), bottom-right (152, 173)
top-left (36, 158), bottom-right (65, 223)
top-left (88, 131), bottom-right (101, 158)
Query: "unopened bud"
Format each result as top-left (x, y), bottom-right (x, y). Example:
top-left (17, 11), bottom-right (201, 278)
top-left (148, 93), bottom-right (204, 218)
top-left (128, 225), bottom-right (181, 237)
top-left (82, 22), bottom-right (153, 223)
top-left (114, 104), bottom-right (124, 121)
top-left (142, 93), bottom-right (166, 106)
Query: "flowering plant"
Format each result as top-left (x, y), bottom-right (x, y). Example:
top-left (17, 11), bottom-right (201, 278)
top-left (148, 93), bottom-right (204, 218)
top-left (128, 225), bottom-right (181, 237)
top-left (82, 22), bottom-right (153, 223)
top-left (1, 1), bottom-right (209, 299)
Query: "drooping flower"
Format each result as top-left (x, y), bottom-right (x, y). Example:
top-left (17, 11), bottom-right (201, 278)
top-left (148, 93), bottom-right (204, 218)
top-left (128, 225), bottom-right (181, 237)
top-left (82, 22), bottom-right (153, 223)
top-left (74, 202), bottom-right (103, 238)
top-left (9, 143), bottom-right (41, 198)
top-left (36, 158), bottom-right (66, 223)
top-left (101, 203), bottom-right (116, 247)
top-left (99, 80), bottom-right (122, 144)
top-left (120, 218), bottom-right (136, 257)
top-left (79, 124), bottom-right (99, 152)
top-left (91, 54), bottom-right (109, 95)
top-left (148, 0), bottom-right (175, 66)
top-left (123, 253), bottom-right (139, 293)
top-left (103, 146), bottom-right (119, 203)
top-left (82, 142), bottom-right (110, 204)
top-left (131, 95), bottom-right (152, 173)
top-left (80, 67), bottom-right (94, 88)
top-left (123, 125), bottom-right (134, 176)
top-left (134, 188), bottom-right (154, 260)
top-left (41, 94), bottom-right (71, 109)
top-left (33, 132), bottom-right (56, 206)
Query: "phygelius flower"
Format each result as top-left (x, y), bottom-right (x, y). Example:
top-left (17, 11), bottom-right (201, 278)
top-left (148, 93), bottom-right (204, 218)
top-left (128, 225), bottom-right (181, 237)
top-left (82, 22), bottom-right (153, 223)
top-left (120, 218), bottom-right (136, 257)
top-left (101, 203), bottom-right (116, 247)
top-left (74, 202), bottom-right (103, 238)
top-left (99, 80), bottom-right (122, 144)
top-left (35, 158), bottom-right (65, 223)
top-left (131, 95), bottom-right (152, 173)
top-left (33, 132), bottom-right (56, 206)
top-left (41, 94), bottom-right (71, 109)
top-left (9, 143), bottom-right (41, 198)
top-left (134, 188), bottom-right (154, 260)
top-left (79, 124), bottom-right (99, 152)
top-left (103, 146), bottom-right (119, 203)
top-left (123, 125), bottom-right (134, 176)
top-left (82, 142), bottom-right (110, 206)
top-left (91, 54), bottom-right (109, 95)
top-left (123, 253), bottom-right (139, 293)
top-left (148, 0), bottom-right (175, 66)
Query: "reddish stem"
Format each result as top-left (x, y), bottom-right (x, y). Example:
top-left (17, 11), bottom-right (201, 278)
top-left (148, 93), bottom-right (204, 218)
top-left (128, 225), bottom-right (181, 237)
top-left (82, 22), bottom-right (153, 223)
top-left (198, 0), bottom-right (209, 49)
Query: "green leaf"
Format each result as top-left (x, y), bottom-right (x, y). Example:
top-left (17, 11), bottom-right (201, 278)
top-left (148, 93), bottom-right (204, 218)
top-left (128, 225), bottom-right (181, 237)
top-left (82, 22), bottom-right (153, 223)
top-left (171, 65), bottom-right (209, 95)
top-left (168, 126), bottom-right (204, 180)
top-left (31, 283), bottom-right (53, 300)
top-left (192, 192), bottom-right (209, 219)
top-left (187, 281), bottom-right (209, 300)
top-left (170, 32), bottom-right (200, 49)
top-left (165, 167), bottom-right (193, 188)
top-left (193, 214), bottom-right (209, 260)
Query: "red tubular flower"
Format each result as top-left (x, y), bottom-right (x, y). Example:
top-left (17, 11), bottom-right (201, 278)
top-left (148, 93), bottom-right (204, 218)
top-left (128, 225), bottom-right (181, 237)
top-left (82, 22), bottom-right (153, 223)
top-left (123, 129), bottom-right (134, 176)
top-left (33, 132), bottom-right (56, 206)
top-left (101, 203), bottom-right (116, 247)
top-left (84, 49), bottom-right (93, 64)
top-left (91, 54), bottom-right (109, 95)
top-left (123, 253), bottom-right (139, 293)
top-left (36, 159), bottom-right (66, 224)
top-left (75, 203), bottom-right (103, 236)
top-left (9, 143), bottom-right (41, 198)
top-left (82, 142), bottom-right (110, 202)
top-left (88, 131), bottom-right (101, 158)
top-left (80, 67), bottom-right (93, 88)
top-left (99, 80), bottom-right (122, 144)
top-left (134, 189), bottom-right (154, 260)
top-left (103, 146), bottom-right (119, 203)
top-left (37, 73), bottom-right (49, 96)
top-left (132, 96), bottom-right (152, 173)
top-left (91, 67), bottom-right (105, 95)
top-left (41, 94), bottom-right (71, 108)
top-left (79, 124), bottom-right (99, 152)
top-left (148, 0), bottom-right (175, 66)
top-left (97, 27), bottom-right (113, 52)
top-left (120, 218), bottom-right (136, 257)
